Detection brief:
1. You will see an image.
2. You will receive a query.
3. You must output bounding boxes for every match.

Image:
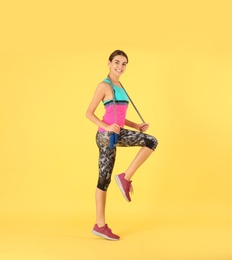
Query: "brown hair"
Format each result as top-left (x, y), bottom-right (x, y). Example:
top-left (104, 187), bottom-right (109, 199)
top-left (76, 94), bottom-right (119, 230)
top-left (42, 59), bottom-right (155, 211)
top-left (108, 50), bottom-right (129, 63)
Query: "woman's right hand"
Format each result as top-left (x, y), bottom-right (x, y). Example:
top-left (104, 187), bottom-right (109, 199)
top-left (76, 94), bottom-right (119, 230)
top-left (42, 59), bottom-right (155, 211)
top-left (106, 123), bottom-right (121, 134)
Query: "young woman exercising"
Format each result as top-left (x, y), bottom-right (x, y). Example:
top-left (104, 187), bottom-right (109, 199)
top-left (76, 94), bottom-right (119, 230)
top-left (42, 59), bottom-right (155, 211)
top-left (86, 50), bottom-right (158, 240)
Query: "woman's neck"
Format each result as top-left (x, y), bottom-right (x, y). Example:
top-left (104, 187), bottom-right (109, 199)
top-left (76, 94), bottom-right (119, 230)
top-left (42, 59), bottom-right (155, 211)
top-left (108, 73), bottom-right (120, 84)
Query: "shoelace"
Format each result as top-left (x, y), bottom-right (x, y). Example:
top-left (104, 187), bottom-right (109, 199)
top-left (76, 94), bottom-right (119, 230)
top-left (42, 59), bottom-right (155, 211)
top-left (126, 181), bottom-right (134, 194)
top-left (104, 224), bottom-right (110, 231)
top-left (105, 225), bottom-right (114, 235)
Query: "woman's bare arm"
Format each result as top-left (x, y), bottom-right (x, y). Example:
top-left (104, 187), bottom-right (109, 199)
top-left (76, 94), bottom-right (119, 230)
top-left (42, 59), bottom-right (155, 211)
top-left (86, 82), bottom-right (120, 133)
top-left (125, 119), bottom-right (149, 132)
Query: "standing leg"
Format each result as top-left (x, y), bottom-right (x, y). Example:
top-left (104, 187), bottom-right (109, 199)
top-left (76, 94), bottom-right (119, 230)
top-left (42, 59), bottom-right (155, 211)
top-left (92, 168), bottom-right (120, 241)
top-left (95, 132), bottom-right (116, 226)
top-left (95, 188), bottom-right (107, 227)
top-left (92, 132), bottom-right (119, 240)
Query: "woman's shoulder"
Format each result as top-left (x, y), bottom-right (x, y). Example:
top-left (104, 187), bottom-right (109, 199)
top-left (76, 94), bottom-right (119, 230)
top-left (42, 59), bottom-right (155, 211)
top-left (102, 77), bottom-right (110, 84)
top-left (96, 80), bottom-right (111, 92)
top-left (98, 78), bottom-right (111, 87)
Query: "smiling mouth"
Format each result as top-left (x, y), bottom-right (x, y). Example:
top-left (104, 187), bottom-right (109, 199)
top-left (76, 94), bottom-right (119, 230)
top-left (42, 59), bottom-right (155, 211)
top-left (116, 69), bottom-right (122, 73)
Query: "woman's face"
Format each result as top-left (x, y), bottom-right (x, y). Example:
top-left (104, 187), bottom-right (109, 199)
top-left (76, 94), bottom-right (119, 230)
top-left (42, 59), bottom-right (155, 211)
top-left (108, 55), bottom-right (128, 77)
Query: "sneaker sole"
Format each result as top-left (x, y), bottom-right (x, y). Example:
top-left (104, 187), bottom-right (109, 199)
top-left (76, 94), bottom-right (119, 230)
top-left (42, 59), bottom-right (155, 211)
top-left (114, 175), bottom-right (130, 202)
top-left (91, 230), bottom-right (119, 241)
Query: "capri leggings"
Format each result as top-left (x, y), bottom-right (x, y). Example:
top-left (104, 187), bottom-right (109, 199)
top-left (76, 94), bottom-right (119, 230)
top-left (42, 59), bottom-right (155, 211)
top-left (96, 128), bottom-right (158, 191)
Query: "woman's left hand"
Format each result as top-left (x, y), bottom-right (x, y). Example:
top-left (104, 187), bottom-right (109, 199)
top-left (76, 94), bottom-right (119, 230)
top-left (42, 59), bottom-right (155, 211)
top-left (137, 123), bottom-right (149, 132)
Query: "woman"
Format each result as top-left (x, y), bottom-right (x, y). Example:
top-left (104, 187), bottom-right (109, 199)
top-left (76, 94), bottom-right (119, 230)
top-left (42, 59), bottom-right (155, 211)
top-left (86, 50), bottom-right (158, 241)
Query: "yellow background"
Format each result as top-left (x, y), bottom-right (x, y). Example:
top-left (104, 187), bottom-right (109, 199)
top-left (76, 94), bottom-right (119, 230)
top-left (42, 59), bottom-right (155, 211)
top-left (0, 0), bottom-right (232, 259)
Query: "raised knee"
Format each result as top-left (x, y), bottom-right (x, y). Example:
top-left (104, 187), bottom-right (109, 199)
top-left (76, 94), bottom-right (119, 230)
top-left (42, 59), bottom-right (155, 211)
top-left (144, 137), bottom-right (158, 150)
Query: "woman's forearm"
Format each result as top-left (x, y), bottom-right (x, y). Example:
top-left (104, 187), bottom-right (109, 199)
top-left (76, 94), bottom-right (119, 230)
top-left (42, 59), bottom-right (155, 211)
top-left (124, 119), bottom-right (139, 130)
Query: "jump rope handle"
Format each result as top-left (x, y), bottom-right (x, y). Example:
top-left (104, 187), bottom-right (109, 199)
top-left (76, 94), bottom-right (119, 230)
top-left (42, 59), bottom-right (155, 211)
top-left (110, 132), bottom-right (119, 149)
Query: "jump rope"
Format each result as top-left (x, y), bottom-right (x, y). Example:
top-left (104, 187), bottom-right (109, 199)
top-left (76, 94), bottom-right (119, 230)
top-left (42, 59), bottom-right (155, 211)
top-left (107, 77), bottom-right (145, 149)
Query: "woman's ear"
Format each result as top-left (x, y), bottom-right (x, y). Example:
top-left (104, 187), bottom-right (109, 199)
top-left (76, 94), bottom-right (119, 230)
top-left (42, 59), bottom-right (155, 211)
top-left (108, 60), bottom-right (111, 67)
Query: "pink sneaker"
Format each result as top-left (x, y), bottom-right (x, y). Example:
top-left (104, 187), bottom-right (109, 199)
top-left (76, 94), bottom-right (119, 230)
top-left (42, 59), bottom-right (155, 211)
top-left (92, 224), bottom-right (120, 241)
top-left (114, 173), bottom-right (133, 202)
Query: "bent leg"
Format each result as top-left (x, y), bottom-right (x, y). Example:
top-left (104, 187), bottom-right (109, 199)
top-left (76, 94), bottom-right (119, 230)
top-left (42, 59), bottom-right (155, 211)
top-left (124, 147), bottom-right (153, 180)
top-left (117, 128), bottom-right (158, 180)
